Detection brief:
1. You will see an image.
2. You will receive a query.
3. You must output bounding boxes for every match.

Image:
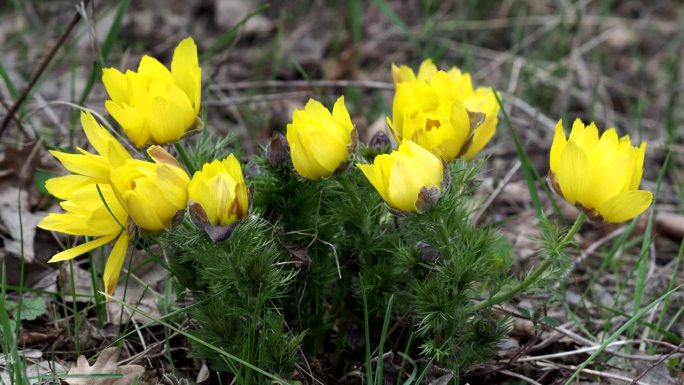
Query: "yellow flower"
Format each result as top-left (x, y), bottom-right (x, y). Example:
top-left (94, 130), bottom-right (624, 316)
top-left (103, 37), bottom-right (202, 147)
top-left (286, 96), bottom-right (356, 179)
top-left (46, 112), bottom-right (132, 199)
top-left (389, 71), bottom-right (471, 162)
top-left (391, 59), bottom-right (499, 159)
top-left (111, 146), bottom-right (190, 231)
top-left (549, 118), bottom-right (652, 223)
top-left (359, 140), bottom-right (445, 212)
top-left (38, 183), bottom-right (129, 295)
top-left (188, 154), bottom-right (249, 226)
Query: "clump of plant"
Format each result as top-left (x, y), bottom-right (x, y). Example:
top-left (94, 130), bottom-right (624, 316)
top-left (39, 39), bottom-right (652, 385)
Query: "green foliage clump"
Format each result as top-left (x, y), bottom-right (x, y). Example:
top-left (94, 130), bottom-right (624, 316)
top-left (160, 140), bottom-right (573, 384)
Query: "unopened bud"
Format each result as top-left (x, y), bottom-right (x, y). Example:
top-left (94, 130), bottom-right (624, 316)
top-left (368, 131), bottom-right (391, 153)
top-left (267, 133), bottom-right (290, 167)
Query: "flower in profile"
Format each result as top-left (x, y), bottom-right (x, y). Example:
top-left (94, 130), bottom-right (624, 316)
top-left (188, 154), bottom-right (249, 242)
top-left (111, 146), bottom-right (190, 231)
top-left (549, 118), bottom-right (652, 223)
top-left (358, 140), bottom-right (447, 213)
top-left (103, 37), bottom-right (202, 147)
top-left (38, 184), bottom-right (129, 296)
top-left (286, 96), bottom-right (356, 179)
top-left (46, 112), bottom-right (132, 199)
top-left (391, 59), bottom-right (499, 159)
top-left (40, 111), bottom-right (134, 296)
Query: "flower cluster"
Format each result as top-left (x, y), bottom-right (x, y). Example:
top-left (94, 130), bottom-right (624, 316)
top-left (40, 45), bottom-right (654, 298)
top-left (40, 38), bottom-right (247, 296)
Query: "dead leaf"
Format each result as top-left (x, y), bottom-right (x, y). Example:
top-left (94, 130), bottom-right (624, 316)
top-left (0, 358), bottom-right (66, 385)
top-left (215, 0), bottom-right (273, 36)
top-left (66, 347), bottom-right (144, 385)
top-left (655, 211), bottom-right (684, 239)
top-left (196, 363), bottom-right (210, 383)
top-left (0, 186), bottom-right (45, 262)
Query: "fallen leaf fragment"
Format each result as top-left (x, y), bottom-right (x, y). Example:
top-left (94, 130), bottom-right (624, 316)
top-left (66, 347), bottom-right (144, 385)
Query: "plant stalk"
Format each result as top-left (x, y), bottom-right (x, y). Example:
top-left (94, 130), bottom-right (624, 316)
top-left (174, 142), bottom-right (196, 174)
top-left (473, 212), bottom-right (586, 311)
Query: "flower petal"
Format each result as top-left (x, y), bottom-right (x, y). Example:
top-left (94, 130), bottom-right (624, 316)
top-left (171, 37), bottom-right (202, 114)
top-left (102, 68), bottom-right (129, 104)
top-left (599, 190), bottom-right (653, 223)
top-left (45, 174), bottom-right (98, 200)
top-left (556, 141), bottom-right (590, 206)
top-left (103, 232), bottom-right (129, 296)
top-left (549, 119), bottom-right (567, 172)
top-left (47, 233), bottom-right (118, 263)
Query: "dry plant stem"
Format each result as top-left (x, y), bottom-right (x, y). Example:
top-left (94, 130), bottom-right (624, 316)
top-left (0, 0), bottom-right (90, 137)
top-left (474, 213), bottom-right (586, 312)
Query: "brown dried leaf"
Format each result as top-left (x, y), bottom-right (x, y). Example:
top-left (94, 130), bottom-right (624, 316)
top-left (0, 186), bottom-right (45, 262)
top-left (66, 347), bottom-right (144, 385)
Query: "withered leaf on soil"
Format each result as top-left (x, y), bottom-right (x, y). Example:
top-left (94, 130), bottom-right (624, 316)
top-left (0, 186), bottom-right (45, 262)
top-left (66, 347), bottom-right (144, 385)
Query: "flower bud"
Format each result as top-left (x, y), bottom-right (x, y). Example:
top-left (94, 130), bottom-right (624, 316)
top-left (267, 133), bottom-right (291, 167)
top-left (103, 37), bottom-right (202, 147)
top-left (286, 96), bottom-right (356, 179)
top-left (549, 118), bottom-right (652, 223)
top-left (111, 146), bottom-right (190, 231)
top-left (368, 131), bottom-right (391, 153)
top-left (358, 140), bottom-right (447, 213)
top-left (188, 154), bottom-right (250, 242)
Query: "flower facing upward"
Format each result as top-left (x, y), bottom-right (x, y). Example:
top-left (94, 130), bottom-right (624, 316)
top-left (38, 184), bottom-right (129, 295)
top-left (103, 37), bottom-right (202, 147)
top-left (111, 146), bottom-right (190, 231)
top-left (46, 112), bottom-right (132, 199)
top-left (391, 59), bottom-right (499, 159)
top-left (389, 71), bottom-right (472, 162)
top-left (286, 96), bottom-right (356, 179)
top-left (549, 118), bottom-right (652, 223)
top-left (188, 154), bottom-right (249, 226)
top-left (359, 140), bottom-right (446, 212)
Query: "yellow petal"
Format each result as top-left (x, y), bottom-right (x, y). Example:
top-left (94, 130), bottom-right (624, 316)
top-left (103, 232), bottom-right (129, 296)
top-left (416, 59), bottom-right (438, 81)
top-left (332, 96), bottom-right (353, 134)
top-left (388, 154), bottom-right (424, 211)
top-left (358, 155), bottom-right (393, 205)
top-left (391, 63), bottom-right (416, 84)
top-left (288, 125), bottom-right (330, 179)
top-left (429, 71), bottom-right (459, 101)
top-left (45, 174), bottom-right (98, 200)
top-left (568, 118), bottom-right (586, 144)
top-left (222, 154), bottom-right (248, 218)
top-left (105, 100), bottom-right (149, 147)
top-left (147, 90), bottom-right (195, 144)
top-left (599, 190), bottom-right (652, 223)
top-left (138, 55), bottom-right (173, 83)
top-left (464, 88), bottom-right (498, 159)
top-left (49, 150), bottom-right (109, 179)
top-left (171, 37), bottom-right (202, 114)
top-left (80, 111), bottom-right (131, 162)
top-left (556, 141), bottom-right (590, 206)
top-left (102, 68), bottom-right (129, 104)
top-left (629, 142), bottom-right (646, 190)
top-left (47, 233), bottom-right (118, 263)
top-left (549, 119), bottom-right (567, 172)
top-left (401, 140), bottom-right (443, 187)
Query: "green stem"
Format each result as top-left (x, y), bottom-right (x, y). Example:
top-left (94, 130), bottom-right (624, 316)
top-left (473, 213), bottom-right (586, 312)
top-left (174, 142), bottom-right (195, 174)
